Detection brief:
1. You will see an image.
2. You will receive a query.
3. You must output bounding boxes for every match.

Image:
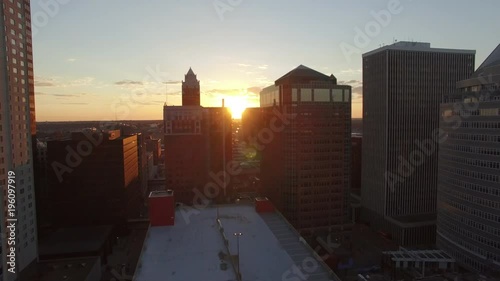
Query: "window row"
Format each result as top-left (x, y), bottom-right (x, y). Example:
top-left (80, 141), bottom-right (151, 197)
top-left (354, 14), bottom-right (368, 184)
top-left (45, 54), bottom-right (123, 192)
top-left (440, 166), bottom-right (500, 183)
top-left (447, 133), bottom-right (500, 142)
top-left (442, 144), bottom-right (500, 156)
top-left (441, 154), bottom-right (500, 169)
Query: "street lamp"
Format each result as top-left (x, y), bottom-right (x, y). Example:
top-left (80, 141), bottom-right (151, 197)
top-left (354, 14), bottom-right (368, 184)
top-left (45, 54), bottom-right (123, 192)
top-left (233, 232), bottom-right (243, 279)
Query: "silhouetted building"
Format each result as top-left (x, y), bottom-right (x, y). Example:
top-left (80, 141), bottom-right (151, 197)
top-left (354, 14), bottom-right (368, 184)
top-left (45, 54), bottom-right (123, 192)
top-left (164, 69), bottom-right (232, 204)
top-left (46, 131), bottom-right (140, 228)
top-left (244, 65), bottom-right (352, 235)
top-left (0, 0), bottom-right (38, 278)
top-left (351, 135), bottom-right (362, 193)
top-left (182, 67), bottom-right (200, 106)
top-left (361, 41), bottom-right (476, 245)
top-left (146, 137), bottom-right (161, 165)
top-left (437, 44), bottom-right (500, 273)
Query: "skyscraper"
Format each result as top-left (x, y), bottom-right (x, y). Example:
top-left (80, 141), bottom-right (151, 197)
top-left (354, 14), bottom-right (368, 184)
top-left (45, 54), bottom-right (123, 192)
top-left (437, 44), bottom-right (500, 273)
top-left (0, 0), bottom-right (38, 279)
top-left (361, 42), bottom-right (475, 245)
top-left (164, 68), bottom-right (232, 204)
top-left (244, 65), bottom-right (352, 235)
top-left (182, 67), bottom-right (200, 106)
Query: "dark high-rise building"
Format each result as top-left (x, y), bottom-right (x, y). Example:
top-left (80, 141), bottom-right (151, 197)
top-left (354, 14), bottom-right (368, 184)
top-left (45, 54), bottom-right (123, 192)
top-left (361, 42), bottom-right (475, 245)
top-left (437, 44), bottom-right (500, 273)
top-left (164, 69), bottom-right (232, 204)
top-left (244, 65), bottom-right (352, 235)
top-left (182, 67), bottom-right (200, 106)
top-left (0, 0), bottom-right (38, 279)
top-left (351, 135), bottom-right (362, 193)
top-left (46, 131), bottom-right (140, 227)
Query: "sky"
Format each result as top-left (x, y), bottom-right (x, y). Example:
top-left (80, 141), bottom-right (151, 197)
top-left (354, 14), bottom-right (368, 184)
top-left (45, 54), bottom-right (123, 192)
top-left (31, 0), bottom-right (500, 121)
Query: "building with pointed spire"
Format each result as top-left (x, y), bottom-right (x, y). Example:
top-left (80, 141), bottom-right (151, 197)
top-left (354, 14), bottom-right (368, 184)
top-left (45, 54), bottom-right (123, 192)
top-left (164, 69), bottom-right (232, 204)
top-left (437, 43), bottom-right (500, 273)
top-left (182, 67), bottom-right (200, 106)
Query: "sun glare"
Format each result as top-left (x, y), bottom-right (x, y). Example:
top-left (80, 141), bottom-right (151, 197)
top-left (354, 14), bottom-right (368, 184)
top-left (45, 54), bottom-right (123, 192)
top-left (225, 96), bottom-right (248, 119)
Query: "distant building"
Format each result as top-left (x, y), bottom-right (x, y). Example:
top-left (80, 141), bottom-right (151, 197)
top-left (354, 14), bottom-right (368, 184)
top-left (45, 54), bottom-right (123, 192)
top-left (0, 0), bottom-right (38, 278)
top-left (135, 192), bottom-right (340, 281)
top-left (243, 65), bottom-right (352, 235)
top-left (164, 68), bottom-right (232, 204)
top-left (145, 137), bottom-right (161, 165)
top-left (182, 67), bottom-right (200, 106)
top-left (437, 44), bottom-right (500, 273)
top-left (46, 131), bottom-right (140, 228)
top-left (361, 42), bottom-right (475, 245)
top-left (351, 135), bottom-right (362, 193)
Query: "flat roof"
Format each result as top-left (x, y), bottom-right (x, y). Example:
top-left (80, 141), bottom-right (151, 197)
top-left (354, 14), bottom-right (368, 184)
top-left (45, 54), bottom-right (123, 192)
top-left (363, 41), bottom-right (476, 57)
top-left (39, 226), bottom-right (113, 257)
top-left (21, 257), bottom-right (100, 281)
top-left (134, 204), bottom-right (338, 281)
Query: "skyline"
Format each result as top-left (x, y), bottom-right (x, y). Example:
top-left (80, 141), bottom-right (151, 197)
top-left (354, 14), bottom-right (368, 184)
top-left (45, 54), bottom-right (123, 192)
top-left (32, 0), bottom-right (500, 121)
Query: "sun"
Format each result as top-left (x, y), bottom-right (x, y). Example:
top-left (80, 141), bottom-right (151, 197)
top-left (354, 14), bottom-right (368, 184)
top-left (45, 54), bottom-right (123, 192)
top-left (225, 96), bottom-right (248, 119)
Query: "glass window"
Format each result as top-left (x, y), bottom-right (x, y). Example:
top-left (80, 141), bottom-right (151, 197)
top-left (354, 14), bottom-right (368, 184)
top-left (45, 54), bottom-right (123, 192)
top-left (343, 89), bottom-right (351, 102)
top-left (314, 89), bottom-right (330, 102)
top-left (292, 88), bottom-right (298, 101)
top-left (301, 88), bottom-right (312, 101)
top-left (333, 89), bottom-right (343, 102)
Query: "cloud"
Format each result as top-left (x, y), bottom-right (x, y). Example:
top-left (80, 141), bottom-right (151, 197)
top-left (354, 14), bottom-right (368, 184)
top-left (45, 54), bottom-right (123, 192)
top-left (340, 69), bottom-right (362, 74)
top-left (352, 86), bottom-right (362, 96)
top-left (35, 81), bottom-right (55, 87)
top-left (67, 58), bottom-right (77, 63)
top-left (53, 93), bottom-right (85, 97)
top-left (115, 80), bottom-right (144, 86)
top-left (247, 87), bottom-right (261, 95)
top-left (61, 102), bottom-right (88, 105)
top-left (339, 80), bottom-right (362, 87)
top-left (163, 81), bottom-right (181, 85)
top-left (152, 91), bottom-right (181, 96)
top-left (238, 63), bottom-right (252, 67)
top-left (257, 65), bottom-right (268, 70)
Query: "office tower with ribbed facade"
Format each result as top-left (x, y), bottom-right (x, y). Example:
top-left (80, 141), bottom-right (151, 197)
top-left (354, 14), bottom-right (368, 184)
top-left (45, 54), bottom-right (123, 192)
top-left (437, 44), bottom-right (500, 273)
top-left (0, 0), bottom-right (38, 280)
top-left (361, 42), bottom-right (475, 245)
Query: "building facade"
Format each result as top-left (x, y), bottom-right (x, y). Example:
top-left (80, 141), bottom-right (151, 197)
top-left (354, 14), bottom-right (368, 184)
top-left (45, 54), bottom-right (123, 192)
top-left (46, 131), bottom-right (140, 228)
top-left (437, 44), bottom-right (500, 273)
top-left (182, 67), bottom-right (200, 106)
top-left (245, 65), bottom-right (352, 236)
top-left (0, 0), bottom-right (38, 279)
top-left (164, 69), bottom-right (232, 205)
top-left (361, 42), bottom-right (475, 245)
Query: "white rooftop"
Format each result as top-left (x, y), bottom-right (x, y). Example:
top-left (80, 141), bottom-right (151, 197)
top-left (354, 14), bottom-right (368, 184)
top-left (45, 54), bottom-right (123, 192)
top-left (134, 204), bottom-right (338, 281)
